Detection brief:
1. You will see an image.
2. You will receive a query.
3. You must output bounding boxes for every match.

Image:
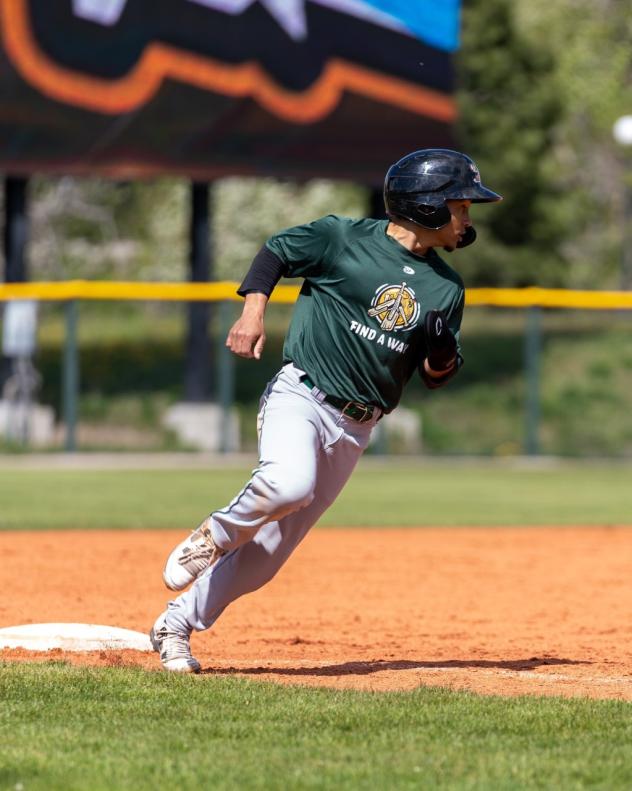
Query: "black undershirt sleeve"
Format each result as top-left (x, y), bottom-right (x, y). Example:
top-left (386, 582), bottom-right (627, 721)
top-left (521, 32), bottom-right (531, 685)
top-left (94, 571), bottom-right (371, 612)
top-left (237, 245), bottom-right (286, 297)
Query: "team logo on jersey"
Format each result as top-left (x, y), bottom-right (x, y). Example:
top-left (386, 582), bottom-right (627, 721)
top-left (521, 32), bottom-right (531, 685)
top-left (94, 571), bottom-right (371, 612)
top-left (403, 265), bottom-right (415, 275)
top-left (367, 282), bottom-right (420, 332)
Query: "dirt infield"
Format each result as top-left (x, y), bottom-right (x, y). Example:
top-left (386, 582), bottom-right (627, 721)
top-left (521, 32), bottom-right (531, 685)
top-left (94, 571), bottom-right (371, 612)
top-left (1, 527), bottom-right (631, 700)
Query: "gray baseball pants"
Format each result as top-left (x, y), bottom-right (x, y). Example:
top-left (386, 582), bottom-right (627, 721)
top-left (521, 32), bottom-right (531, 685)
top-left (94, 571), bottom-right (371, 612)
top-left (165, 362), bottom-right (380, 635)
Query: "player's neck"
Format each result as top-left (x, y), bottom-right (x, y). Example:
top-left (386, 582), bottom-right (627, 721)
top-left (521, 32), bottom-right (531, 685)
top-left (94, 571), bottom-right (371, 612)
top-left (386, 220), bottom-right (434, 258)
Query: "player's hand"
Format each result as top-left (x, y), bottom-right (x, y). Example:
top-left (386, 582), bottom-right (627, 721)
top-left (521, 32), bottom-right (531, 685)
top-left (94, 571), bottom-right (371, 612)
top-left (424, 309), bottom-right (457, 373)
top-left (226, 295), bottom-right (268, 359)
top-left (226, 313), bottom-right (266, 359)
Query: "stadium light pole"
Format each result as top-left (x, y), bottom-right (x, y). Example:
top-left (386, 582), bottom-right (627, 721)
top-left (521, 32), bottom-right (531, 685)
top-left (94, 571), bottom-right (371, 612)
top-left (612, 115), bottom-right (632, 290)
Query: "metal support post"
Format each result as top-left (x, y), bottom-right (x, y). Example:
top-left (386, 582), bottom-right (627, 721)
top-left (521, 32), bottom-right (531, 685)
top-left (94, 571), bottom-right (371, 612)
top-left (184, 181), bottom-right (212, 401)
top-left (63, 300), bottom-right (79, 451)
top-left (2, 176), bottom-right (29, 389)
top-left (523, 306), bottom-right (541, 456)
top-left (3, 176), bottom-right (29, 283)
top-left (369, 185), bottom-right (387, 220)
top-left (216, 300), bottom-right (235, 454)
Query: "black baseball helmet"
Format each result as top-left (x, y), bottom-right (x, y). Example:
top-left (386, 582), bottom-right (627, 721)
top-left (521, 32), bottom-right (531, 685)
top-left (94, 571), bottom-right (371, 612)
top-left (384, 149), bottom-right (502, 231)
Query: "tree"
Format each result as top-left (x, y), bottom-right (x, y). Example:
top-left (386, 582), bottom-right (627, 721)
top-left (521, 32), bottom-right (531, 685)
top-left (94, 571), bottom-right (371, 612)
top-left (456, 0), bottom-right (632, 289)
top-left (455, 0), bottom-right (573, 287)
top-left (515, 0), bottom-right (632, 289)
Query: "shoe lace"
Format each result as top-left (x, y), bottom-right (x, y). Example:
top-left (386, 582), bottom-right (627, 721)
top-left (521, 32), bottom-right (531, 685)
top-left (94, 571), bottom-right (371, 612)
top-left (177, 528), bottom-right (224, 572)
top-left (160, 629), bottom-right (193, 661)
top-left (178, 543), bottom-right (215, 569)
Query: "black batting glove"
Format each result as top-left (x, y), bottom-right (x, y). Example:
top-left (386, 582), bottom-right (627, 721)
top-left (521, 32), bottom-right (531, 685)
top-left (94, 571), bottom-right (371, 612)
top-left (424, 309), bottom-right (457, 372)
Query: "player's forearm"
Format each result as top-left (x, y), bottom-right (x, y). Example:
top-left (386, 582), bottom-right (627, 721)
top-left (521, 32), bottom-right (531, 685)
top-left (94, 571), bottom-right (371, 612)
top-left (420, 355), bottom-right (462, 389)
top-left (423, 357), bottom-right (456, 378)
top-left (227, 292), bottom-right (269, 359)
top-left (241, 291), bottom-right (269, 320)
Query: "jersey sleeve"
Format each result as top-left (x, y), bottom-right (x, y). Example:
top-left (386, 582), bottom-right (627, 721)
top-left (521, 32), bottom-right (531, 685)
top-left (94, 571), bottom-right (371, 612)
top-left (265, 214), bottom-right (345, 279)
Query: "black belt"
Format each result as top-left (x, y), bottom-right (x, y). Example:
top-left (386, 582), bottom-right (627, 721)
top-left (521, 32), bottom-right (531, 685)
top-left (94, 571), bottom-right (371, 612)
top-left (302, 375), bottom-right (376, 423)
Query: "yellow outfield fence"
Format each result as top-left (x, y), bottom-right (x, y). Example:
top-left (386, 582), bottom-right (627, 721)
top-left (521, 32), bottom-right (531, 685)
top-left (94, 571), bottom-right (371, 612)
top-left (1, 279), bottom-right (629, 455)
top-left (0, 280), bottom-right (285, 303)
top-left (2, 280), bottom-right (632, 309)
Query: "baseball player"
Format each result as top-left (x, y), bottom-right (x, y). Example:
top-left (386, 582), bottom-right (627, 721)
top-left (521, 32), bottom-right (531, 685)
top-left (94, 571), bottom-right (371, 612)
top-left (150, 149), bottom-right (502, 671)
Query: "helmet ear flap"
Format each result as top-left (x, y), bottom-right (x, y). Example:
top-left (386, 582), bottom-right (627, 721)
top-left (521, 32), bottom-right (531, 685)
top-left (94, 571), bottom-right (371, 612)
top-left (413, 203), bottom-right (451, 230)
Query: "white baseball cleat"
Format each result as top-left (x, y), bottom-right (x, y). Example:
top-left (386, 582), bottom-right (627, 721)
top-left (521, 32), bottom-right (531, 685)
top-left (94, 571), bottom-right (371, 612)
top-left (162, 517), bottom-right (226, 591)
top-left (149, 611), bottom-right (201, 673)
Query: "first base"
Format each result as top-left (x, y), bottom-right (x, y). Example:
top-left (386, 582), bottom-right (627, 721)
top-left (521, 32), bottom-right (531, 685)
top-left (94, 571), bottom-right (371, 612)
top-left (0, 623), bottom-right (153, 652)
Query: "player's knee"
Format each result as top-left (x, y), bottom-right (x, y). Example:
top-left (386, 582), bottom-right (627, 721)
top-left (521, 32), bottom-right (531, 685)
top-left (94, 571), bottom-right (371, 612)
top-left (276, 475), bottom-right (315, 512)
top-left (261, 466), bottom-right (315, 514)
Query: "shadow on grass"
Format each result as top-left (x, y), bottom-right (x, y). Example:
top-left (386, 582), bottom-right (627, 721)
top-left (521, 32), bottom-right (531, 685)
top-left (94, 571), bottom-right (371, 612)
top-left (203, 656), bottom-right (591, 677)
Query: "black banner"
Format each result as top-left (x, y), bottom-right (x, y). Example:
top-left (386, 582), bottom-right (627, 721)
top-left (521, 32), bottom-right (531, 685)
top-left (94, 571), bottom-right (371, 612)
top-left (0, 0), bottom-right (458, 184)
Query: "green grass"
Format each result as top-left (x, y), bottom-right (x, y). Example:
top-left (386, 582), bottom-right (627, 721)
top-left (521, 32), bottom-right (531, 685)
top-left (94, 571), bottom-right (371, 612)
top-left (2, 464), bottom-right (631, 789)
top-left (2, 461), bottom-right (632, 530)
top-left (1, 663), bottom-right (631, 791)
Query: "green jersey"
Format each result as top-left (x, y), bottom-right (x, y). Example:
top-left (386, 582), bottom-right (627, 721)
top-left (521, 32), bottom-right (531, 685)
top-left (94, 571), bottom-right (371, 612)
top-left (266, 215), bottom-right (464, 413)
